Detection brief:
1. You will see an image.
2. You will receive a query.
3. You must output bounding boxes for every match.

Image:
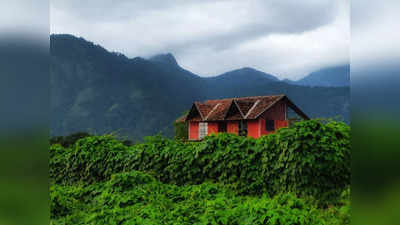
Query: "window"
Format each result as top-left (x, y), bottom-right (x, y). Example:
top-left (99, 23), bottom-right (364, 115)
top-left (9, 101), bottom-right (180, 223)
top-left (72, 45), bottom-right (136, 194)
top-left (266, 120), bottom-right (275, 131)
top-left (199, 122), bottom-right (208, 139)
top-left (238, 121), bottom-right (248, 136)
top-left (218, 122), bottom-right (227, 132)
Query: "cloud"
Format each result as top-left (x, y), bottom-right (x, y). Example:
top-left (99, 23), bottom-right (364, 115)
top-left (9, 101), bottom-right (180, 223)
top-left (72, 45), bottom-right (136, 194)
top-left (51, 0), bottom-right (349, 79)
top-left (351, 0), bottom-right (400, 77)
top-left (0, 0), bottom-right (48, 36)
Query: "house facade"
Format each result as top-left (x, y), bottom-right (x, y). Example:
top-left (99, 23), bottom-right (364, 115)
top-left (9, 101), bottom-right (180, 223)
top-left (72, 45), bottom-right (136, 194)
top-left (177, 95), bottom-right (309, 140)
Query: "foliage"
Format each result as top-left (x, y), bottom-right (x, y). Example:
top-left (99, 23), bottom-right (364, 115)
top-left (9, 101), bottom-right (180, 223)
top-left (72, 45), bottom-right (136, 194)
top-left (256, 119), bottom-right (351, 200)
top-left (50, 132), bottom-right (134, 148)
top-left (50, 170), bottom-right (349, 225)
top-left (174, 110), bottom-right (189, 141)
top-left (50, 135), bottom-right (130, 184)
top-left (51, 120), bottom-right (350, 202)
top-left (50, 119), bottom-right (350, 224)
top-left (50, 132), bottom-right (91, 147)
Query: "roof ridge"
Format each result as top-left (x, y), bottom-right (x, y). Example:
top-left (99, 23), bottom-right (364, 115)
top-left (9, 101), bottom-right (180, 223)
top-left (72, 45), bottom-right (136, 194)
top-left (244, 99), bottom-right (260, 119)
top-left (233, 94), bottom-right (285, 99)
top-left (184, 95), bottom-right (309, 122)
top-left (222, 100), bottom-right (235, 120)
top-left (233, 100), bottom-right (245, 118)
top-left (253, 95), bottom-right (286, 119)
top-left (201, 94), bottom-right (285, 103)
top-left (204, 103), bottom-right (221, 120)
top-left (194, 102), bottom-right (205, 120)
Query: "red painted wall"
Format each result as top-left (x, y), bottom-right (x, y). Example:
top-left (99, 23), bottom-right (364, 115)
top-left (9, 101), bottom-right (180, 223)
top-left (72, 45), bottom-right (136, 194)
top-left (258, 101), bottom-right (287, 136)
top-left (208, 122), bottom-right (219, 135)
top-left (259, 118), bottom-right (289, 136)
top-left (247, 120), bottom-right (260, 138)
top-left (189, 122), bottom-right (199, 140)
top-left (189, 101), bottom-right (290, 140)
top-left (259, 118), bottom-right (270, 136)
top-left (276, 120), bottom-right (289, 129)
top-left (260, 100), bottom-right (286, 121)
top-left (227, 121), bottom-right (238, 135)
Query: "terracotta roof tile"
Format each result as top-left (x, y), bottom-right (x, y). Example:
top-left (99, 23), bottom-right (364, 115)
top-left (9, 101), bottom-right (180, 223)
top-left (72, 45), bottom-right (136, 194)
top-left (205, 99), bottom-right (232, 121)
top-left (245, 95), bottom-right (284, 119)
top-left (235, 99), bottom-right (256, 115)
top-left (184, 95), bottom-right (287, 122)
top-left (195, 102), bottom-right (213, 119)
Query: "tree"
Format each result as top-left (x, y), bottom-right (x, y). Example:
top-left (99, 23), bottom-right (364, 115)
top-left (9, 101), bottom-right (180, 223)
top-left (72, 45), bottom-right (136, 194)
top-left (50, 132), bottom-right (91, 147)
top-left (173, 111), bottom-right (188, 141)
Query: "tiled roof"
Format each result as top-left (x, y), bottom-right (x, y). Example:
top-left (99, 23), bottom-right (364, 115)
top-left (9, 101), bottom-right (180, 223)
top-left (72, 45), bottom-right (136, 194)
top-left (178, 95), bottom-right (289, 122)
top-left (245, 96), bottom-right (283, 119)
top-left (235, 100), bottom-right (255, 116)
top-left (204, 99), bottom-right (232, 121)
top-left (195, 102), bottom-right (213, 119)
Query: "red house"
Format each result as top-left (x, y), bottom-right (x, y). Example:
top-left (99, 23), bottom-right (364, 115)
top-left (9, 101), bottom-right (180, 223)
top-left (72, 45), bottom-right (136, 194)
top-left (177, 95), bottom-right (309, 140)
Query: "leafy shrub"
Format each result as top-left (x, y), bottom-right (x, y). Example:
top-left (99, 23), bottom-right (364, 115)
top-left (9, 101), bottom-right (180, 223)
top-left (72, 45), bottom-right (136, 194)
top-left (174, 110), bottom-right (189, 141)
top-left (131, 119), bottom-right (349, 200)
top-left (50, 119), bottom-right (351, 224)
top-left (50, 171), bottom-right (349, 225)
top-left (49, 144), bottom-right (68, 184)
top-left (51, 135), bottom-right (130, 184)
top-left (50, 132), bottom-right (91, 147)
top-left (50, 119), bottom-right (350, 201)
top-left (257, 119), bottom-right (351, 200)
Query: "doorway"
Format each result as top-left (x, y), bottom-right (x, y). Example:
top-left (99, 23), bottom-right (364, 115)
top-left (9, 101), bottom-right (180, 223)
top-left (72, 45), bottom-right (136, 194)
top-left (238, 120), bottom-right (248, 136)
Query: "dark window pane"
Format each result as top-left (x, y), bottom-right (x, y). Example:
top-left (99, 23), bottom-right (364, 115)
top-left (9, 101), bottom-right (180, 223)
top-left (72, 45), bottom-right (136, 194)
top-left (266, 120), bottom-right (275, 131)
top-left (239, 120), bottom-right (248, 136)
top-left (218, 122), bottom-right (227, 132)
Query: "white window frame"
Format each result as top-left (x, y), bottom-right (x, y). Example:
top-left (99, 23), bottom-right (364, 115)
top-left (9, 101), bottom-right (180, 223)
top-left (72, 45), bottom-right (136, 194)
top-left (198, 122), bottom-right (208, 139)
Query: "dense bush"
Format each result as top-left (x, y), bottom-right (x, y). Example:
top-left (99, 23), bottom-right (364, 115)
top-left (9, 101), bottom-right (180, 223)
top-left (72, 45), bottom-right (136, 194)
top-left (50, 135), bottom-right (129, 184)
top-left (257, 119), bottom-right (350, 200)
top-left (51, 119), bottom-right (350, 202)
top-left (50, 119), bottom-right (350, 224)
top-left (50, 132), bottom-right (92, 147)
top-left (50, 170), bottom-right (350, 225)
top-left (174, 110), bottom-right (189, 141)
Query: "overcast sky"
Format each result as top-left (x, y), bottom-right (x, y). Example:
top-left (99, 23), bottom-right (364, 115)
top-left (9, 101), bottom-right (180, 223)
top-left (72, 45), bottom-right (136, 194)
top-left (351, 0), bottom-right (400, 77)
top-left (51, 0), bottom-right (349, 79)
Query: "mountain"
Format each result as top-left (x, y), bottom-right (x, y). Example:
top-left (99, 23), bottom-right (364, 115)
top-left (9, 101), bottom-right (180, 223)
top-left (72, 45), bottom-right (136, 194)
top-left (50, 34), bottom-right (350, 140)
top-left (149, 53), bottom-right (179, 67)
top-left (288, 65), bottom-right (350, 87)
top-left (212, 67), bottom-right (280, 82)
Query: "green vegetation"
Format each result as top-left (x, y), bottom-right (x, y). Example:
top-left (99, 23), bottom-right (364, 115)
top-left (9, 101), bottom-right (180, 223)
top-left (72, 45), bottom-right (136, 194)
top-left (50, 132), bottom-right (91, 147)
top-left (50, 119), bottom-right (350, 224)
top-left (173, 110), bottom-right (189, 141)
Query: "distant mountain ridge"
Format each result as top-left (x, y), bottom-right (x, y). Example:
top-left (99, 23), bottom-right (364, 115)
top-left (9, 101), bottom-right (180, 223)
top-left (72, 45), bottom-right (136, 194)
top-left (212, 67), bottom-right (280, 82)
top-left (149, 53), bottom-right (180, 67)
top-left (50, 34), bottom-right (349, 139)
top-left (285, 65), bottom-right (350, 87)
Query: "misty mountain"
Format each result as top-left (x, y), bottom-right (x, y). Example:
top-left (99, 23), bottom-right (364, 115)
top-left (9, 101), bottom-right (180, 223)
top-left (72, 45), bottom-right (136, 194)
top-left (149, 53), bottom-right (180, 67)
top-left (50, 34), bottom-right (349, 140)
top-left (211, 67), bottom-right (280, 82)
top-left (287, 65), bottom-right (350, 87)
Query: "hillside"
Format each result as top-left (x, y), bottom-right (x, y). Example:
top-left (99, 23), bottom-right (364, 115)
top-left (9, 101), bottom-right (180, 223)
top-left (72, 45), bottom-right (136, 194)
top-left (50, 34), bottom-right (350, 139)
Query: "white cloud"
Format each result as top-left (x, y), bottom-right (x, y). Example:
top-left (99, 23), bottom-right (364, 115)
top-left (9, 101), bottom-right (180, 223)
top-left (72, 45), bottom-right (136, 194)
top-left (1, 0), bottom-right (48, 36)
top-left (51, 0), bottom-right (349, 79)
top-left (351, 0), bottom-right (400, 76)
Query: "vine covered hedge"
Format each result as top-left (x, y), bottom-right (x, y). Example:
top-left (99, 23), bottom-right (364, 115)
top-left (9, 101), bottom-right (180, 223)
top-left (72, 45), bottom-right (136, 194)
top-left (50, 170), bottom-right (350, 225)
top-left (50, 119), bottom-right (350, 202)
